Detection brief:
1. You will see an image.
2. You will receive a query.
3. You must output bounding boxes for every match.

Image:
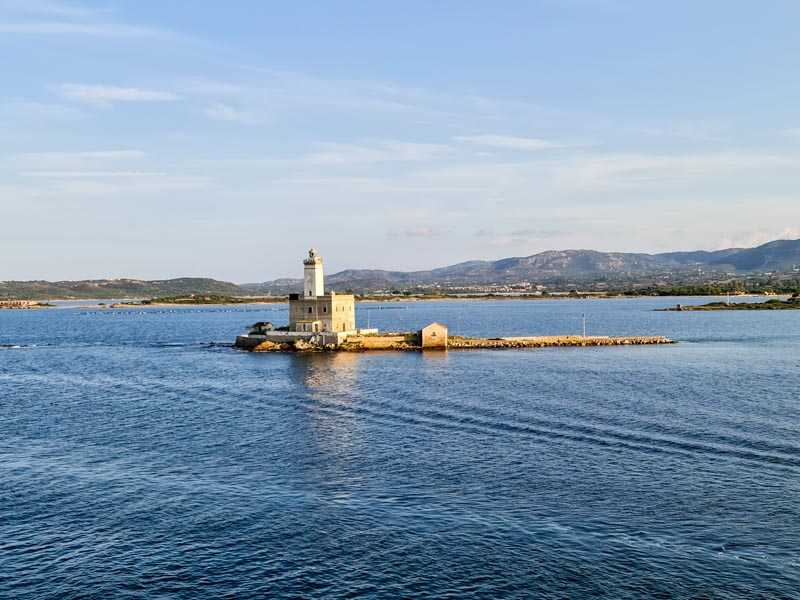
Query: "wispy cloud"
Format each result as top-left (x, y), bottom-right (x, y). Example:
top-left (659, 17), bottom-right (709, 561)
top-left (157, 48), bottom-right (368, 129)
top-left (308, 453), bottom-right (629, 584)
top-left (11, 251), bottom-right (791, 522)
top-left (13, 150), bottom-right (147, 169)
top-left (57, 84), bottom-right (179, 106)
top-left (552, 153), bottom-right (800, 189)
top-left (304, 141), bottom-right (453, 165)
top-left (718, 227), bottom-right (799, 250)
top-left (0, 99), bottom-right (87, 120)
top-left (0, 21), bottom-right (170, 38)
top-left (17, 150), bottom-right (146, 161)
top-left (388, 227), bottom-right (443, 238)
top-left (22, 171), bottom-right (163, 178)
top-left (640, 124), bottom-right (726, 143)
top-left (491, 229), bottom-right (567, 246)
top-left (239, 140), bottom-right (455, 167)
top-left (0, 0), bottom-right (109, 19)
top-left (405, 227), bottom-right (441, 238)
top-left (0, 0), bottom-right (175, 38)
top-left (20, 175), bottom-right (212, 198)
top-left (175, 71), bottom-right (586, 131)
top-left (202, 102), bottom-right (259, 124)
top-left (454, 134), bottom-right (594, 151)
top-left (778, 128), bottom-right (800, 138)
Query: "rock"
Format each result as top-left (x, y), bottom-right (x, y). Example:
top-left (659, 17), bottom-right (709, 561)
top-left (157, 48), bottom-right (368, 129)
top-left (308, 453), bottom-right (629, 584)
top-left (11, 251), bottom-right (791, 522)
top-left (252, 341), bottom-right (277, 352)
top-left (293, 339), bottom-right (314, 351)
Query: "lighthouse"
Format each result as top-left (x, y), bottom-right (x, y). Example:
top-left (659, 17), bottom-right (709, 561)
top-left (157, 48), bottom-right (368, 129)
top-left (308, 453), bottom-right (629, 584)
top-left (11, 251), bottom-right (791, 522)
top-left (303, 247), bottom-right (324, 297)
top-left (289, 248), bottom-right (355, 333)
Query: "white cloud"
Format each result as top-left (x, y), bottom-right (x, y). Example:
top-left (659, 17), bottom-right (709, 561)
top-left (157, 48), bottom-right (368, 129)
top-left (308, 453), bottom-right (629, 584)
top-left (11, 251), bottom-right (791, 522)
top-left (778, 128), bottom-right (800, 138)
top-left (173, 71), bottom-right (585, 131)
top-left (285, 140), bottom-right (454, 166)
top-left (490, 229), bottom-right (566, 247)
top-left (641, 125), bottom-right (726, 143)
top-left (57, 84), bottom-right (179, 106)
top-left (202, 102), bottom-right (258, 124)
top-left (13, 150), bottom-right (147, 169)
top-left (404, 227), bottom-right (442, 238)
top-left (16, 150), bottom-right (146, 161)
top-left (22, 171), bottom-right (163, 178)
top-left (553, 153), bottom-right (800, 189)
top-left (46, 176), bottom-right (211, 197)
top-left (0, 21), bottom-right (168, 38)
top-left (0, 99), bottom-right (87, 120)
top-left (0, 0), bottom-right (109, 18)
top-left (718, 227), bottom-right (799, 249)
top-left (454, 134), bottom-right (593, 151)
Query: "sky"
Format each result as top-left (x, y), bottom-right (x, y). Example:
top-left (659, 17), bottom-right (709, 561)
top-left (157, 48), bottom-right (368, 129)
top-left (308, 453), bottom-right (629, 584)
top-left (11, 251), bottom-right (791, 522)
top-left (2, 0), bottom-right (800, 282)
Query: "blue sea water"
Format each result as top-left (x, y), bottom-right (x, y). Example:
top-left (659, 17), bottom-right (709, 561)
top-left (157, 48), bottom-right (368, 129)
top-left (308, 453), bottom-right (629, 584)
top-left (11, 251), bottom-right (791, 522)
top-left (1, 298), bottom-right (799, 598)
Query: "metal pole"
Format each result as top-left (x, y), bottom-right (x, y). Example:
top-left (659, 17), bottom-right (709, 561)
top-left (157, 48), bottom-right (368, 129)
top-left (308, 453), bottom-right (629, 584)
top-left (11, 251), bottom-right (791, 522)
top-left (582, 313), bottom-right (586, 338)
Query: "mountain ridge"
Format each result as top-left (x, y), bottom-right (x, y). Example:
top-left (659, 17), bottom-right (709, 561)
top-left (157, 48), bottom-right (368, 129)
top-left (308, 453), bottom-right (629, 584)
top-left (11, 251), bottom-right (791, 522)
top-left (4, 239), bottom-right (800, 300)
top-left (243, 238), bottom-right (800, 293)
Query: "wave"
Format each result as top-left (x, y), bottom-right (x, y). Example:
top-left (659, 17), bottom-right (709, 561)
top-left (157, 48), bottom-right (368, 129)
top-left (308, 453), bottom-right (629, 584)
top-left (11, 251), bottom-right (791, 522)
top-left (297, 391), bottom-right (800, 472)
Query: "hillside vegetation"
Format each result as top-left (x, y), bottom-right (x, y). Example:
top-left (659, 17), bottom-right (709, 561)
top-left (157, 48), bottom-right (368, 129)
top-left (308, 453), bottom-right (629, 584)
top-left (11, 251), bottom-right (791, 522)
top-left (0, 278), bottom-right (248, 301)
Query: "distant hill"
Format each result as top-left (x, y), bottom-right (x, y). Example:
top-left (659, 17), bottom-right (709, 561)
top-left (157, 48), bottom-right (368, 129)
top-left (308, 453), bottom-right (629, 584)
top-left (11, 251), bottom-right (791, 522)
top-left (0, 278), bottom-right (248, 301)
top-left (656, 248), bottom-right (744, 265)
top-left (5, 239), bottom-right (800, 300)
top-left (244, 238), bottom-right (800, 293)
top-left (706, 238), bottom-right (800, 271)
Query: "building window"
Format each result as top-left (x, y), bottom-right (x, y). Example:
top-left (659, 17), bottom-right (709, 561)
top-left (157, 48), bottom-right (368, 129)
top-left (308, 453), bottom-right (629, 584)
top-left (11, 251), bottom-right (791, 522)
top-left (323, 306), bottom-right (327, 313)
top-left (308, 307), bottom-right (313, 314)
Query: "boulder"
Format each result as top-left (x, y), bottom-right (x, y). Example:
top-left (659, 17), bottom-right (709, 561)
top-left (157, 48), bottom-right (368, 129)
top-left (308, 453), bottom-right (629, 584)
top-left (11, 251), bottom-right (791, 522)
top-left (253, 341), bottom-right (277, 352)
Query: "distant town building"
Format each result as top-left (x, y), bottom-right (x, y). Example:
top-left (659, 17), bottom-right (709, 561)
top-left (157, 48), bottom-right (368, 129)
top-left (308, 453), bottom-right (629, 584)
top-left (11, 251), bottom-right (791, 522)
top-left (289, 248), bottom-right (356, 333)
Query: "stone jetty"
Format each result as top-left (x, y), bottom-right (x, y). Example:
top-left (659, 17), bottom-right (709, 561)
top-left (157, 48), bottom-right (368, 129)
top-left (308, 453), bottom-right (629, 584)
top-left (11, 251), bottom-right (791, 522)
top-left (236, 329), bottom-right (674, 353)
top-left (447, 335), bottom-right (674, 350)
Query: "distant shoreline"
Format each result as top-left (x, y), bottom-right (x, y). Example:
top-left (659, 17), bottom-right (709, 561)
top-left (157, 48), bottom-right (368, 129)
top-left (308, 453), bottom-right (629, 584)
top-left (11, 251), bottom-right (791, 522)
top-left (27, 293), bottom-right (790, 309)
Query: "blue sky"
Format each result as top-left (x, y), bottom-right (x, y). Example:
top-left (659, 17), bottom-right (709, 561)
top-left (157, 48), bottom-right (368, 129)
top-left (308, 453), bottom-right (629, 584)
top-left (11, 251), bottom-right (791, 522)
top-left (2, 0), bottom-right (800, 281)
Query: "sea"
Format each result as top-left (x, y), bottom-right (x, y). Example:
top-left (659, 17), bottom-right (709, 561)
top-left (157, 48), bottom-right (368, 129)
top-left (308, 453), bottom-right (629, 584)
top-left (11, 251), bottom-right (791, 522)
top-left (1, 297), bottom-right (799, 598)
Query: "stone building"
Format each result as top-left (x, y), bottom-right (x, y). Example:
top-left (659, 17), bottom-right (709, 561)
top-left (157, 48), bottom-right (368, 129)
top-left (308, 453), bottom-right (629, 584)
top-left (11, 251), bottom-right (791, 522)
top-left (420, 322), bottom-right (448, 348)
top-left (289, 248), bottom-right (356, 333)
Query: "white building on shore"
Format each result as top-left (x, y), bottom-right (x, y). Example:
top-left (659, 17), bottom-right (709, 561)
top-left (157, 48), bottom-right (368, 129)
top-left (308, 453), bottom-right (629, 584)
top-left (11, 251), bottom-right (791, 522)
top-left (288, 248), bottom-right (356, 333)
top-left (236, 248), bottom-right (377, 349)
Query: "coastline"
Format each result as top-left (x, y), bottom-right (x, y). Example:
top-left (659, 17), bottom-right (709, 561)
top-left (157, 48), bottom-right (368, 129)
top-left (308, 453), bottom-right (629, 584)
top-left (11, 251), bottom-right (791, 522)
top-left (5, 293), bottom-right (787, 309)
top-left (38, 293), bottom-right (787, 308)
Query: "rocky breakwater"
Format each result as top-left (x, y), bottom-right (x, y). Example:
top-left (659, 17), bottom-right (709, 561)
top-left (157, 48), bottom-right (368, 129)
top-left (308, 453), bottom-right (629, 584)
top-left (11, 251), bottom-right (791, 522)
top-left (448, 335), bottom-right (674, 349)
top-left (242, 333), bottom-right (674, 352)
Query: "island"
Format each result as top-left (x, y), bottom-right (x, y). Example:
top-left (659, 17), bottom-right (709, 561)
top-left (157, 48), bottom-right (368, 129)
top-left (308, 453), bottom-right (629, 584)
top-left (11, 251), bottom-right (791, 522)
top-left (235, 248), bottom-right (675, 353)
top-left (110, 294), bottom-right (283, 307)
top-left (662, 295), bottom-right (800, 311)
top-left (236, 325), bottom-right (675, 353)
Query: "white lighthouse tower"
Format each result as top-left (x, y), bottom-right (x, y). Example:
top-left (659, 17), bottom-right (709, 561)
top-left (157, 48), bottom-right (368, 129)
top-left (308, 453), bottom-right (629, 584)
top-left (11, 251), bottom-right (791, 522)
top-left (303, 247), bottom-right (324, 297)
